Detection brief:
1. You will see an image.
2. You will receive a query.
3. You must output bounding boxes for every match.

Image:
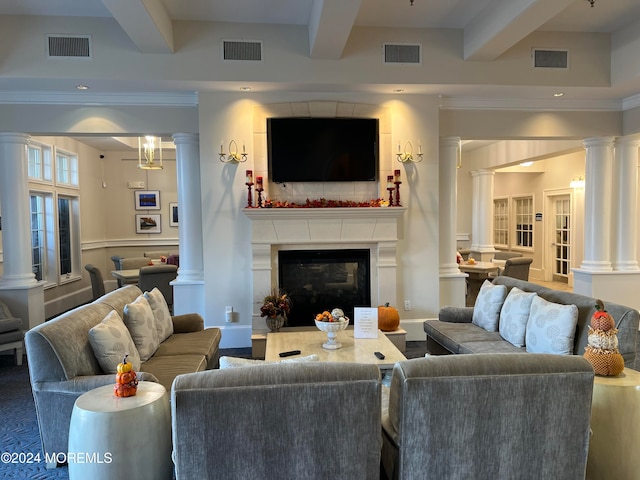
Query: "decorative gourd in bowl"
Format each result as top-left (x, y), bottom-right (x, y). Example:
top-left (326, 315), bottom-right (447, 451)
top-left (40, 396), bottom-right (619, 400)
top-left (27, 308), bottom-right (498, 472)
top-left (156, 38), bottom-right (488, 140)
top-left (314, 308), bottom-right (349, 350)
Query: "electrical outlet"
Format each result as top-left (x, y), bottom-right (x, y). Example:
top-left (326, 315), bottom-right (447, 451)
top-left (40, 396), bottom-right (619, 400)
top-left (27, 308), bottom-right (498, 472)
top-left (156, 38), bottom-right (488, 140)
top-left (225, 306), bottom-right (234, 323)
top-left (404, 300), bottom-right (411, 311)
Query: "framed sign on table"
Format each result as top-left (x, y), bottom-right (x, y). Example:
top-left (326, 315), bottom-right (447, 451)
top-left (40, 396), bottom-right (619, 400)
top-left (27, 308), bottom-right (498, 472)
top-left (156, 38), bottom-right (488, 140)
top-left (134, 190), bottom-right (160, 210)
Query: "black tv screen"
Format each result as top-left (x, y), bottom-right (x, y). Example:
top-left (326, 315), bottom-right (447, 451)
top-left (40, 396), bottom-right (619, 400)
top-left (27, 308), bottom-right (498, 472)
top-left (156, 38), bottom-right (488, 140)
top-left (267, 117), bottom-right (378, 182)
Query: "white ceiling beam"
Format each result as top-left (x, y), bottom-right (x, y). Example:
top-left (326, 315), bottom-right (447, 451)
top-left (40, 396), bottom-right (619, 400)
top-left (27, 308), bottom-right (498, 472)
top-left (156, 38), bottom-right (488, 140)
top-left (308, 0), bottom-right (362, 59)
top-left (464, 0), bottom-right (574, 61)
top-left (101, 0), bottom-right (174, 53)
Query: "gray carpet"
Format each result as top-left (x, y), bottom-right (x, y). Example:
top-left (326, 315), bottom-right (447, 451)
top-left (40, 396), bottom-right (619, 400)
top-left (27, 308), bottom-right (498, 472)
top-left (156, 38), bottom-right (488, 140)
top-left (0, 341), bottom-right (428, 479)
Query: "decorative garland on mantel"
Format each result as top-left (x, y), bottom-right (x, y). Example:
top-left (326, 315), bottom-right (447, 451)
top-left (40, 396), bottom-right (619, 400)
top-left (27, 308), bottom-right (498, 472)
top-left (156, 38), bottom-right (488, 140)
top-left (264, 198), bottom-right (388, 208)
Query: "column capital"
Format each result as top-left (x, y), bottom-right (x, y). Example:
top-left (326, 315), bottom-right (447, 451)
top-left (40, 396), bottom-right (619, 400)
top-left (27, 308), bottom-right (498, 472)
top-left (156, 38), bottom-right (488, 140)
top-left (470, 169), bottom-right (495, 178)
top-left (172, 133), bottom-right (199, 146)
top-left (439, 137), bottom-right (461, 148)
top-left (583, 137), bottom-right (615, 149)
top-left (615, 135), bottom-right (640, 148)
top-left (0, 132), bottom-right (31, 145)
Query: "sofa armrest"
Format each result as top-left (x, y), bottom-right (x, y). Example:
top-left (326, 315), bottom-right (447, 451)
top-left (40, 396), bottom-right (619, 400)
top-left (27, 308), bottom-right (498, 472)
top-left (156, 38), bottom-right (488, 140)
top-left (32, 372), bottom-right (159, 394)
top-left (172, 313), bottom-right (204, 333)
top-left (438, 306), bottom-right (474, 323)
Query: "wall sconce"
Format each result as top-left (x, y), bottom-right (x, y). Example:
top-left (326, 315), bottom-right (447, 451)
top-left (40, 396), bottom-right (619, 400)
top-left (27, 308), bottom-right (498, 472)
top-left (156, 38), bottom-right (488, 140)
top-left (138, 136), bottom-right (163, 170)
top-left (570, 176), bottom-right (585, 189)
top-left (219, 139), bottom-right (248, 163)
top-left (396, 140), bottom-right (423, 163)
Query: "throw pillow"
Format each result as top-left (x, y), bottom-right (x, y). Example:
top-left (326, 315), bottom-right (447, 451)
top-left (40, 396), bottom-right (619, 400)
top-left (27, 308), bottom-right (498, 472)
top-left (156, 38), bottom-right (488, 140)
top-left (143, 287), bottom-right (174, 343)
top-left (219, 354), bottom-right (319, 369)
top-left (525, 296), bottom-right (578, 355)
top-left (499, 287), bottom-right (537, 347)
top-left (123, 295), bottom-right (160, 362)
top-left (472, 280), bottom-right (507, 332)
top-left (88, 310), bottom-right (141, 373)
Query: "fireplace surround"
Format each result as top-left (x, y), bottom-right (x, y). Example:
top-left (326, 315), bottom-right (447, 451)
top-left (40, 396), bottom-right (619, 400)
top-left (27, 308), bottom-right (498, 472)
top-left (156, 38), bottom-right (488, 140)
top-left (244, 207), bottom-right (405, 332)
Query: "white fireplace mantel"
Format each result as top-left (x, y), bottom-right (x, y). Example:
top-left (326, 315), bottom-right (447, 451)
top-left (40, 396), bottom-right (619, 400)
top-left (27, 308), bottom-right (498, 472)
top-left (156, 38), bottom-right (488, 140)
top-left (244, 207), bottom-right (406, 332)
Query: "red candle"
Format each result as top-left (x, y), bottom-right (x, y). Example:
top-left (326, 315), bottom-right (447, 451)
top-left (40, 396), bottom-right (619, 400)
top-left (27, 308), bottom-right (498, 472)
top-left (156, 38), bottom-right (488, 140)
top-left (246, 170), bottom-right (253, 184)
top-left (256, 176), bottom-right (263, 189)
top-left (387, 175), bottom-right (393, 189)
top-left (394, 169), bottom-right (401, 183)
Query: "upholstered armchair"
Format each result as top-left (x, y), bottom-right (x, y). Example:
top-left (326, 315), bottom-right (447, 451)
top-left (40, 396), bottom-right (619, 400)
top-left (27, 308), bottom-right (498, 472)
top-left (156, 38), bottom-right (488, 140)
top-left (495, 257), bottom-right (533, 281)
top-left (381, 354), bottom-right (594, 480)
top-left (138, 264), bottom-right (178, 312)
top-left (0, 300), bottom-right (24, 365)
top-left (172, 362), bottom-right (382, 480)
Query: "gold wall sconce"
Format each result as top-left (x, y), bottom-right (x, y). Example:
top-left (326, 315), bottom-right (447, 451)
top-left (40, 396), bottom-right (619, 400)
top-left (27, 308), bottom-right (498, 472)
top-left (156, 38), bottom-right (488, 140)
top-left (396, 140), bottom-right (423, 163)
top-left (219, 139), bottom-right (248, 163)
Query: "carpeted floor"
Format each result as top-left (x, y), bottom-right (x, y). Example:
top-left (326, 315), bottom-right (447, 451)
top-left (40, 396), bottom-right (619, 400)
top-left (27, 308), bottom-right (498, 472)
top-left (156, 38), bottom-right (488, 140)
top-left (0, 341), bottom-right (428, 479)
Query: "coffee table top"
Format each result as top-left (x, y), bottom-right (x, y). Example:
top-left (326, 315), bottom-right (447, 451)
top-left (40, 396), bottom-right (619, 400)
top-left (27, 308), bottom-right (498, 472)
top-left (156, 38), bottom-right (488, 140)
top-left (265, 328), bottom-right (406, 369)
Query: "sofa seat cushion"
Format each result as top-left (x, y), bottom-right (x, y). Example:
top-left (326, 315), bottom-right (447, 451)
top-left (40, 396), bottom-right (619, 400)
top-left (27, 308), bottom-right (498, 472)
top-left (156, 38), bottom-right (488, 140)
top-left (458, 341), bottom-right (526, 354)
top-left (154, 329), bottom-right (221, 365)
top-left (424, 320), bottom-right (502, 354)
top-left (0, 329), bottom-right (25, 343)
top-left (140, 354), bottom-right (208, 392)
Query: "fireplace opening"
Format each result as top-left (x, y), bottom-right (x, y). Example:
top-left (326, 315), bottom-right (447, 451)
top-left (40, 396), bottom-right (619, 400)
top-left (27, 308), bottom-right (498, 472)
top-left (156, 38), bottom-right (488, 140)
top-left (278, 249), bottom-right (371, 327)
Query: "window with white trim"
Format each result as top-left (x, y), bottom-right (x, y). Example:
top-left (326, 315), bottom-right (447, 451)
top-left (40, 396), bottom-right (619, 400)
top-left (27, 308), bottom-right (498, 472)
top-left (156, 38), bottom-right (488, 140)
top-left (493, 198), bottom-right (509, 247)
top-left (28, 143), bottom-right (53, 182)
top-left (514, 196), bottom-right (534, 248)
top-left (55, 150), bottom-right (79, 187)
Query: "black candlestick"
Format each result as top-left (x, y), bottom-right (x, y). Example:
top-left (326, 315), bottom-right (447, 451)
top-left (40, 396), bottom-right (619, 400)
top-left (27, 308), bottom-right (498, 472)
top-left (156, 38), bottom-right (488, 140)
top-left (394, 181), bottom-right (402, 206)
top-left (256, 188), bottom-right (264, 208)
top-left (246, 182), bottom-right (254, 208)
top-left (387, 187), bottom-right (394, 206)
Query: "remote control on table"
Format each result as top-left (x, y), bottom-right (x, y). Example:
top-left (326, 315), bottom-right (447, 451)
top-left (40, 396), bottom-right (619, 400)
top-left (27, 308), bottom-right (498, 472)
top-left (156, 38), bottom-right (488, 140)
top-left (279, 350), bottom-right (301, 357)
top-left (374, 351), bottom-right (385, 360)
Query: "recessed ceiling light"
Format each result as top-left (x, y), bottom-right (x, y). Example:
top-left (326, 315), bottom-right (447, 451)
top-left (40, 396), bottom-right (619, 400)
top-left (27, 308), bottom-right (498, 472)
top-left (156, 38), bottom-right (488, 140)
top-left (553, 92), bottom-right (564, 97)
top-left (393, 89), bottom-right (405, 93)
top-left (240, 87), bottom-right (252, 92)
top-left (76, 85), bottom-right (89, 90)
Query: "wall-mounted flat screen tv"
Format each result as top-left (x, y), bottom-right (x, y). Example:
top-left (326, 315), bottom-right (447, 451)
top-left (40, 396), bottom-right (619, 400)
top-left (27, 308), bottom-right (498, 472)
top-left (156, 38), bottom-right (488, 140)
top-left (267, 117), bottom-right (378, 182)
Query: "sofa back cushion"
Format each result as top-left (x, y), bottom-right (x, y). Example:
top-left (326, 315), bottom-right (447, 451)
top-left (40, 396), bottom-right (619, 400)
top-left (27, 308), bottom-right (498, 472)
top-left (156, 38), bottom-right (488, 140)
top-left (97, 285), bottom-right (143, 319)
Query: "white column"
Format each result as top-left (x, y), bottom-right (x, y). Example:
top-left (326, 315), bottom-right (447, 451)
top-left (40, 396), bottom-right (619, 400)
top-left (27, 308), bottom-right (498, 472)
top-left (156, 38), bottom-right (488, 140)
top-left (470, 169), bottom-right (495, 261)
top-left (439, 137), bottom-right (461, 275)
top-left (0, 132), bottom-right (36, 286)
top-left (171, 134), bottom-right (204, 317)
top-left (612, 136), bottom-right (640, 270)
top-left (580, 137), bottom-right (614, 271)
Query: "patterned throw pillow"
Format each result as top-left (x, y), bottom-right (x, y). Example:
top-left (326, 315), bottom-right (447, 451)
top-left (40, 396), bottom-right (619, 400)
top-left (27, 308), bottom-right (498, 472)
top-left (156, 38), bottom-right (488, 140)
top-left (472, 280), bottom-right (507, 332)
top-left (143, 287), bottom-right (174, 343)
top-left (88, 310), bottom-right (141, 373)
top-left (219, 354), bottom-right (319, 369)
top-left (124, 295), bottom-right (160, 362)
top-left (499, 287), bottom-right (537, 347)
top-left (525, 296), bottom-right (578, 355)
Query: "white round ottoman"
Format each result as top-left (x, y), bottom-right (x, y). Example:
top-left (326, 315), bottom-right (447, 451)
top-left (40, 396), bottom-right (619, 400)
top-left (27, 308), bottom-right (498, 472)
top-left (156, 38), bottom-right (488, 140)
top-left (68, 381), bottom-right (172, 480)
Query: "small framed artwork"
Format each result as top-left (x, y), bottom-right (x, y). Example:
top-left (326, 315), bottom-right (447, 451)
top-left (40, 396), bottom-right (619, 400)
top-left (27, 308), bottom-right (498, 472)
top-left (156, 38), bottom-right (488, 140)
top-left (136, 214), bottom-right (161, 234)
top-left (169, 203), bottom-right (179, 227)
top-left (134, 190), bottom-right (161, 210)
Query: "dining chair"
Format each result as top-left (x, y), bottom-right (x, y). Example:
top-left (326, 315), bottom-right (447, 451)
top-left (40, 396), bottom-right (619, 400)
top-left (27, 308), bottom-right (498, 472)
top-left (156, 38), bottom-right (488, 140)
top-left (138, 264), bottom-right (178, 312)
top-left (84, 264), bottom-right (106, 301)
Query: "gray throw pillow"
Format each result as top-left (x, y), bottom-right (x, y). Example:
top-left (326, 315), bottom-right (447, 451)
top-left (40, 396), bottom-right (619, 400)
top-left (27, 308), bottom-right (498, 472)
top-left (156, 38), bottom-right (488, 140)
top-left (472, 280), bottom-right (507, 332)
top-left (219, 354), bottom-right (319, 369)
top-left (499, 287), bottom-right (537, 347)
top-left (525, 295), bottom-right (578, 355)
top-left (88, 310), bottom-right (141, 373)
top-left (143, 287), bottom-right (174, 343)
top-left (124, 295), bottom-right (160, 362)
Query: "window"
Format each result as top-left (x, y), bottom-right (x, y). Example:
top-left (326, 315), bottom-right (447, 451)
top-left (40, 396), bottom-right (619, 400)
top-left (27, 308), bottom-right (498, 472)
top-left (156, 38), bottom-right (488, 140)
top-left (30, 194), bottom-right (45, 281)
top-left (56, 150), bottom-right (79, 186)
top-left (493, 198), bottom-right (509, 247)
top-left (28, 143), bottom-right (52, 181)
top-left (514, 197), bottom-right (534, 248)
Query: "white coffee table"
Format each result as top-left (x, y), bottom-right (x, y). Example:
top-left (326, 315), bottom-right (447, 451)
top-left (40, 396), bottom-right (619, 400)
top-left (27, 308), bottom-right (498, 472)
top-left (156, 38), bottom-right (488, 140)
top-left (265, 328), bottom-right (407, 371)
top-left (68, 381), bottom-right (172, 480)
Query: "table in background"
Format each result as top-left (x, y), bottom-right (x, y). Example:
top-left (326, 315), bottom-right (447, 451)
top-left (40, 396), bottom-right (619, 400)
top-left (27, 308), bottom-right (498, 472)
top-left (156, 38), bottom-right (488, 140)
top-left (265, 328), bottom-right (407, 373)
top-left (68, 381), bottom-right (172, 480)
top-left (111, 269), bottom-right (140, 284)
top-left (457, 261), bottom-right (499, 306)
top-left (586, 368), bottom-right (640, 480)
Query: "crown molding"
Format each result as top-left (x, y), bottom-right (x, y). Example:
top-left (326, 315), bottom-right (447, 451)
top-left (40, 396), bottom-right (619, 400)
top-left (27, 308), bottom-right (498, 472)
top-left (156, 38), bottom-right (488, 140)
top-left (0, 91), bottom-right (198, 106)
top-left (439, 96), bottom-right (622, 112)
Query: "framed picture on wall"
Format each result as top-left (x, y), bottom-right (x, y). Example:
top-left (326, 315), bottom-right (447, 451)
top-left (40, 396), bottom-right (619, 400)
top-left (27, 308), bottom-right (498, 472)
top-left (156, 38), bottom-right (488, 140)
top-left (169, 203), bottom-right (179, 227)
top-left (134, 190), bottom-right (161, 210)
top-left (136, 214), bottom-right (161, 234)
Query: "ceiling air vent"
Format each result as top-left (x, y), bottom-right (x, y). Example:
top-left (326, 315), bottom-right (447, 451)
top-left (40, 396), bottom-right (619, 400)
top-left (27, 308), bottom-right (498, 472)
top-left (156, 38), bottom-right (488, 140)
top-left (532, 49), bottom-right (568, 69)
top-left (222, 40), bottom-right (263, 62)
top-left (46, 34), bottom-right (92, 59)
top-left (383, 43), bottom-right (421, 65)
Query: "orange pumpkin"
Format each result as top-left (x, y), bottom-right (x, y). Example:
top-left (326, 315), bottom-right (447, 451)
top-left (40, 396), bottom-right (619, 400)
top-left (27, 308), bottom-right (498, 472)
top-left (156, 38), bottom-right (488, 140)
top-left (114, 353), bottom-right (138, 397)
top-left (378, 303), bottom-right (400, 332)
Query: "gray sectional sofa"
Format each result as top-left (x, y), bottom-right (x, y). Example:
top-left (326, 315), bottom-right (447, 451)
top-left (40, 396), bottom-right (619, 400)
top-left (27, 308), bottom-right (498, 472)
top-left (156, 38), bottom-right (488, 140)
top-left (25, 285), bottom-right (221, 463)
top-left (424, 276), bottom-right (639, 367)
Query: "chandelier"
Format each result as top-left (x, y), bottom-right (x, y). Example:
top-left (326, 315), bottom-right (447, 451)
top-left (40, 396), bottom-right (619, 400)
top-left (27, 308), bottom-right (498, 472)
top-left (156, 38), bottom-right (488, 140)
top-left (138, 136), bottom-right (163, 170)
